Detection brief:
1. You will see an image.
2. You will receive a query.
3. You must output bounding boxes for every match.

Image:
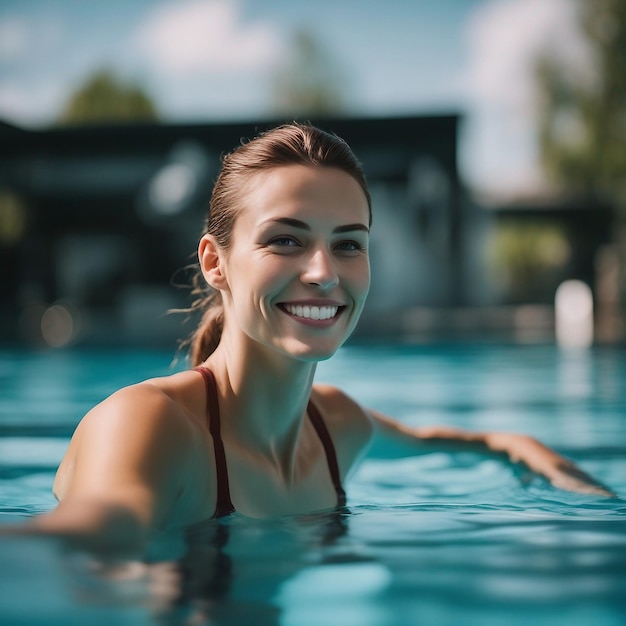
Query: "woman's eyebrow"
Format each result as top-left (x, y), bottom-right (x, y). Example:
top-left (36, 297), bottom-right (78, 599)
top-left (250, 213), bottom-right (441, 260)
top-left (262, 217), bottom-right (369, 234)
top-left (334, 223), bottom-right (369, 234)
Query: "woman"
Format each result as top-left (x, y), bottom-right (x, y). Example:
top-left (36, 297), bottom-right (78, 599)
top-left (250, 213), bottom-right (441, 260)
top-left (15, 123), bottom-right (612, 554)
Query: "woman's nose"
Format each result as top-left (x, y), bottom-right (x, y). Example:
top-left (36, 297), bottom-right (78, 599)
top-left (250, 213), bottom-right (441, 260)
top-left (301, 249), bottom-right (339, 290)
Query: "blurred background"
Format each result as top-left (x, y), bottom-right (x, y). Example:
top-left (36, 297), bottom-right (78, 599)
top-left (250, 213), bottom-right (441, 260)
top-left (0, 0), bottom-right (624, 350)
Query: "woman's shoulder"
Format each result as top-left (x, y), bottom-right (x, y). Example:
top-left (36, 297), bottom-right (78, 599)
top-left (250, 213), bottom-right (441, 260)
top-left (310, 383), bottom-right (374, 454)
top-left (53, 369), bottom-right (214, 525)
top-left (65, 369), bottom-right (209, 463)
top-left (90, 369), bottom-right (205, 426)
top-left (311, 382), bottom-right (367, 414)
top-left (54, 370), bottom-right (209, 495)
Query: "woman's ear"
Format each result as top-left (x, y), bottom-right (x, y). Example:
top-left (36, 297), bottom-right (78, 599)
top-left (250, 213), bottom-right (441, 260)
top-left (198, 235), bottom-right (228, 290)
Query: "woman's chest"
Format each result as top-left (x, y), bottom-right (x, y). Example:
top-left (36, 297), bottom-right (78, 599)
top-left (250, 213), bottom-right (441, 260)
top-left (174, 436), bottom-right (341, 524)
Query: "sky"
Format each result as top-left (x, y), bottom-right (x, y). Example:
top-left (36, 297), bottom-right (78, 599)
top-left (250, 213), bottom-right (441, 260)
top-left (0, 0), bottom-right (589, 198)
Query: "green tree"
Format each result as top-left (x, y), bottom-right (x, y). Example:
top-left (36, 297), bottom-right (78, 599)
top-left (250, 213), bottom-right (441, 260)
top-left (536, 0), bottom-right (626, 209)
top-left (58, 69), bottom-right (159, 124)
top-left (271, 28), bottom-right (349, 115)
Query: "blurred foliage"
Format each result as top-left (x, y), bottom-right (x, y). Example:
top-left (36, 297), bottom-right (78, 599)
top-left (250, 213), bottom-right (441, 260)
top-left (271, 28), bottom-right (348, 115)
top-left (536, 0), bottom-right (626, 212)
top-left (58, 69), bottom-right (159, 125)
top-left (0, 191), bottom-right (27, 246)
top-left (488, 223), bottom-right (571, 301)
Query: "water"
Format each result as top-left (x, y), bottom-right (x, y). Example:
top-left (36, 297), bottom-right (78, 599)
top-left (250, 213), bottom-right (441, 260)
top-left (1, 344), bottom-right (625, 625)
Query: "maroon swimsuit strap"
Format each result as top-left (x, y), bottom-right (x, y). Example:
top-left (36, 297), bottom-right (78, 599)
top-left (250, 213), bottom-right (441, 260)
top-left (306, 398), bottom-right (347, 508)
top-left (194, 367), bottom-right (347, 518)
top-left (195, 367), bottom-right (236, 518)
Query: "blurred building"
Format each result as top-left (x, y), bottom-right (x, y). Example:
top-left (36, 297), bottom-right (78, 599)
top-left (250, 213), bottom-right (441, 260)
top-left (0, 115), bottom-right (617, 348)
top-left (0, 115), bottom-right (462, 348)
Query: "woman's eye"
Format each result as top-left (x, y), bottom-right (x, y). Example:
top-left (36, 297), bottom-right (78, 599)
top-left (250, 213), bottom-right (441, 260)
top-left (335, 240), bottom-right (365, 253)
top-left (269, 236), bottom-right (300, 248)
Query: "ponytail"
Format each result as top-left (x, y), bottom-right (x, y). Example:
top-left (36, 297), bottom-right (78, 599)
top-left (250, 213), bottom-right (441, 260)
top-left (175, 269), bottom-right (224, 366)
top-left (189, 294), bottom-right (224, 366)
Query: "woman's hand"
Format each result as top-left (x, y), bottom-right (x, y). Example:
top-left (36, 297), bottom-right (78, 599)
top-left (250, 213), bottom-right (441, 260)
top-left (484, 432), bottom-right (615, 497)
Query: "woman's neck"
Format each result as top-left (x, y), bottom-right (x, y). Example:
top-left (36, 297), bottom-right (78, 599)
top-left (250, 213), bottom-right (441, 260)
top-left (201, 331), bottom-right (317, 460)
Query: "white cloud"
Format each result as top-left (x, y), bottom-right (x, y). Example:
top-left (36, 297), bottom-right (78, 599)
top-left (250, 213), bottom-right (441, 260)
top-left (134, 0), bottom-right (281, 75)
top-left (467, 0), bottom-right (592, 110)
top-left (462, 0), bottom-right (592, 197)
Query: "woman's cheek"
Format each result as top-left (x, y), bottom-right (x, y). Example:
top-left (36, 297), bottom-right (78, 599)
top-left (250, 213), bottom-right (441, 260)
top-left (355, 259), bottom-right (371, 295)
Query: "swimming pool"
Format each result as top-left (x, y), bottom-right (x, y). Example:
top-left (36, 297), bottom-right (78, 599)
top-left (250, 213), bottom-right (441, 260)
top-left (1, 344), bottom-right (625, 625)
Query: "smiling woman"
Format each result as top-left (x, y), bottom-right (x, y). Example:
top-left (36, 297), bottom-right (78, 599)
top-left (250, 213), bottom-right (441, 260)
top-left (2, 123), bottom-right (613, 556)
top-left (187, 123), bottom-right (372, 365)
top-left (198, 162), bottom-right (371, 362)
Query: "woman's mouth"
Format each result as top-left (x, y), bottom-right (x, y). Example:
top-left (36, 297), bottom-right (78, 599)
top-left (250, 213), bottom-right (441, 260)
top-left (279, 303), bottom-right (344, 322)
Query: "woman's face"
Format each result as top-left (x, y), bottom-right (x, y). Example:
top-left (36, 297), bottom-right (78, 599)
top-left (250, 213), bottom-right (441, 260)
top-left (216, 164), bottom-right (370, 361)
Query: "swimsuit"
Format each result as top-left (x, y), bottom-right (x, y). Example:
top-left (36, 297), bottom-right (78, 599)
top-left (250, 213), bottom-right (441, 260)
top-left (195, 367), bottom-right (347, 519)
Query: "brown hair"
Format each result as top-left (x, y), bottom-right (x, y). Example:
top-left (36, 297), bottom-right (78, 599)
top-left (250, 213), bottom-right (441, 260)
top-left (186, 122), bottom-right (371, 366)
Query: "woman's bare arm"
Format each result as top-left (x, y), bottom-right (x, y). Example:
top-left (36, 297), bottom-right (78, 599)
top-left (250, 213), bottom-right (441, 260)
top-left (368, 408), bottom-right (615, 497)
top-left (3, 383), bottom-right (197, 556)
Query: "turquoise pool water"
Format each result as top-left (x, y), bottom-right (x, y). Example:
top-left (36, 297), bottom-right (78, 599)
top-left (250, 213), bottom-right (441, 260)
top-left (1, 344), bottom-right (625, 625)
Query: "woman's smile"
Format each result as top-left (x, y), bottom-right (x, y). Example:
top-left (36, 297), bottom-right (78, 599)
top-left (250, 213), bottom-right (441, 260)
top-left (278, 300), bottom-right (345, 326)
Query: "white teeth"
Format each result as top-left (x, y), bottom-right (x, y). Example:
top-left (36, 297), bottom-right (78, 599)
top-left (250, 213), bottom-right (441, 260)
top-left (284, 305), bottom-right (339, 320)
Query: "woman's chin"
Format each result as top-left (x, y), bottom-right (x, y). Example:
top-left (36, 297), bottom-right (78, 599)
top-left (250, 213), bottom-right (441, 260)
top-left (278, 339), bottom-right (341, 363)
